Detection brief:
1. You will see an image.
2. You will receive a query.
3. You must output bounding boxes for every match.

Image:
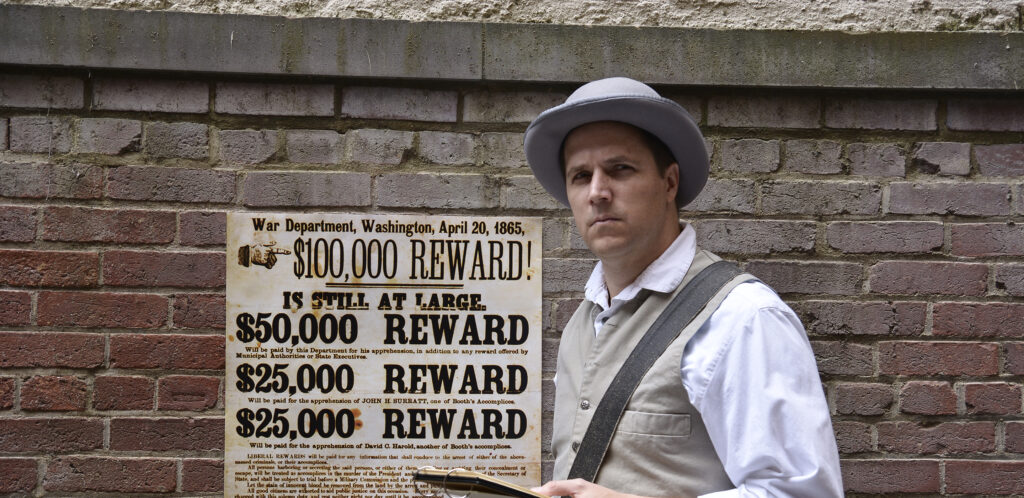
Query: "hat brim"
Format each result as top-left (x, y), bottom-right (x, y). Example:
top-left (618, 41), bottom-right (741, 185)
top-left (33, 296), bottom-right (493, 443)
top-left (523, 94), bottom-right (708, 208)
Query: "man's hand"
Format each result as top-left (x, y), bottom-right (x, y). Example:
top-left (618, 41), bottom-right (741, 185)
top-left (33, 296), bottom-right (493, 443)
top-left (532, 479), bottom-right (646, 498)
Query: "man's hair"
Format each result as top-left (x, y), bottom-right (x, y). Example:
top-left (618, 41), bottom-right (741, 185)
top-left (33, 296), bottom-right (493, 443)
top-left (559, 122), bottom-right (676, 178)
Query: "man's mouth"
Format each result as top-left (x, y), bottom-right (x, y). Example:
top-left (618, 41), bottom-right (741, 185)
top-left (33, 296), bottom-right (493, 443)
top-left (590, 215), bottom-right (619, 226)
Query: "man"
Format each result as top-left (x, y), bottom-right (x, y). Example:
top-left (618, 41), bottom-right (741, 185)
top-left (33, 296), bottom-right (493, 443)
top-left (523, 77), bottom-right (842, 497)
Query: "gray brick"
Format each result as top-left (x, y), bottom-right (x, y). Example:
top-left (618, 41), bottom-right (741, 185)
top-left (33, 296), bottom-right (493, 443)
top-left (913, 142), bottom-right (970, 176)
top-left (826, 98), bottom-right (936, 130)
top-left (1, 118), bottom-right (7, 150)
top-left (762, 181), bottom-right (881, 215)
top-left (663, 94), bottom-right (703, 124)
top-left (783, 140), bottom-right (842, 174)
top-left (0, 206), bottom-right (36, 242)
top-left (107, 166), bottom-right (235, 204)
top-left (827, 221), bottom-right (944, 254)
top-left (948, 98), bottom-right (1024, 131)
top-left (793, 300), bottom-right (926, 336)
top-left (0, 162), bottom-right (102, 200)
top-left (888, 182), bottom-right (1011, 216)
top-left (243, 172), bottom-right (370, 207)
top-left (463, 91), bottom-right (566, 123)
top-left (707, 95), bottom-right (819, 128)
top-left (219, 130), bottom-right (278, 165)
top-left (216, 82), bottom-right (333, 116)
top-left (746, 260), bottom-right (863, 295)
top-left (995, 265), bottom-right (1024, 297)
top-left (692, 219), bottom-right (815, 255)
top-left (376, 173), bottom-right (494, 209)
top-left (417, 131), bottom-right (474, 165)
top-left (93, 78), bottom-right (208, 113)
top-left (347, 129), bottom-right (413, 165)
top-left (179, 211), bottom-right (226, 247)
top-left (848, 143), bottom-right (906, 177)
top-left (477, 132), bottom-right (527, 168)
top-left (9, 116), bottom-right (73, 154)
top-left (342, 87), bottom-right (456, 122)
top-left (144, 122), bottom-right (209, 160)
top-left (975, 144), bottom-right (1024, 177)
top-left (950, 223), bottom-right (1024, 257)
top-left (543, 258), bottom-right (594, 293)
top-left (0, 74), bottom-right (83, 109)
top-left (683, 178), bottom-right (756, 213)
top-left (720, 139), bottom-right (779, 173)
top-left (285, 130), bottom-right (343, 164)
top-left (76, 118), bottom-right (141, 155)
top-left (542, 218), bottom-right (568, 251)
top-left (503, 176), bottom-right (566, 211)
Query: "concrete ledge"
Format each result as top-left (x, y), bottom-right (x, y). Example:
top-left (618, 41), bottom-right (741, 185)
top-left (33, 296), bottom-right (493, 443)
top-left (2, 4), bottom-right (1022, 90)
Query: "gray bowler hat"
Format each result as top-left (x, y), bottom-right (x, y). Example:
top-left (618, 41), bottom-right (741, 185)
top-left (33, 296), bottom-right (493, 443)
top-left (523, 77), bottom-right (708, 207)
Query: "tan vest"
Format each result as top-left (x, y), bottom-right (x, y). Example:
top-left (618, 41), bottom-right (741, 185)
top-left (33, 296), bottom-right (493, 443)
top-left (551, 250), bottom-right (748, 497)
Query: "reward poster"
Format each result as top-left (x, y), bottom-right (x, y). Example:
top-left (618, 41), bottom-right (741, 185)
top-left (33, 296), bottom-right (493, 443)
top-left (225, 213), bottom-right (543, 496)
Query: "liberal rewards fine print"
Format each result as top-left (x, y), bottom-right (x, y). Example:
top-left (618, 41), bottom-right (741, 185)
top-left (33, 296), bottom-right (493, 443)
top-left (225, 213), bottom-right (543, 497)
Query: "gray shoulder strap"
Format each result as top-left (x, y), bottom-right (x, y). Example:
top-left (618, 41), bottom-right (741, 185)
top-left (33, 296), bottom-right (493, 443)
top-left (566, 260), bottom-right (745, 483)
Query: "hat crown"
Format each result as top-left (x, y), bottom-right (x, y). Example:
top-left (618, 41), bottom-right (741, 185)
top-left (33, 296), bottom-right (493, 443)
top-left (566, 77), bottom-right (661, 104)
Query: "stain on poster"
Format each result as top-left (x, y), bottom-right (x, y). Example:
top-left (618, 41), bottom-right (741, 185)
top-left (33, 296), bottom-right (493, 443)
top-left (225, 213), bottom-right (543, 497)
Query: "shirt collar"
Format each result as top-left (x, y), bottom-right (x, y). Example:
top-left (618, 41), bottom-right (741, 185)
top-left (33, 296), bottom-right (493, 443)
top-left (584, 223), bottom-right (697, 309)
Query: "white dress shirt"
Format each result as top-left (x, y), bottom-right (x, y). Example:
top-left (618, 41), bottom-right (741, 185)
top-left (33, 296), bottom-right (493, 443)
top-left (582, 224), bottom-right (843, 498)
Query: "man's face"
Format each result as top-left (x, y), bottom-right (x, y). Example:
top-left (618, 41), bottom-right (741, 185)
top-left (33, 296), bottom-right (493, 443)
top-left (563, 121), bottom-right (679, 265)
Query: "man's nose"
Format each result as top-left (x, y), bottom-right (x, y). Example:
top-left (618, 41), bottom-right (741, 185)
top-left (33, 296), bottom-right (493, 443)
top-left (588, 169), bottom-right (611, 203)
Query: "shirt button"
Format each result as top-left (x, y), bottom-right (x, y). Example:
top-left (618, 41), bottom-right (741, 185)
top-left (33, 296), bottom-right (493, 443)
top-left (571, 441), bottom-right (580, 452)
top-left (580, 400), bottom-right (590, 410)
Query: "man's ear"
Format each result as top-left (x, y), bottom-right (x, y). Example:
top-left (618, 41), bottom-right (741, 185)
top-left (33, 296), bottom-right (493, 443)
top-left (665, 162), bottom-right (680, 201)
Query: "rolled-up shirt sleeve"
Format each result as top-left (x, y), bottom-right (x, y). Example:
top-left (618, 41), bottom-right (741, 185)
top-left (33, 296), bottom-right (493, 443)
top-left (682, 282), bottom-right (843, 498)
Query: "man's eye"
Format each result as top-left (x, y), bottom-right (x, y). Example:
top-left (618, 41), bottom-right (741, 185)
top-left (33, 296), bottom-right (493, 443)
top-left (571, 172), bottom-right (590, 182)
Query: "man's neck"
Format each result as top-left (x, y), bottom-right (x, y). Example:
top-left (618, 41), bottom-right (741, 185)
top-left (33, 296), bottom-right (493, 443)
top-left (601, 223), bottom-right (682, 299)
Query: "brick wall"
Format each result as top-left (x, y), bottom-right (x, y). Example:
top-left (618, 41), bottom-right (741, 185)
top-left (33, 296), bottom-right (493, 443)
top-left (2, 22), bottom-right (1024, 498)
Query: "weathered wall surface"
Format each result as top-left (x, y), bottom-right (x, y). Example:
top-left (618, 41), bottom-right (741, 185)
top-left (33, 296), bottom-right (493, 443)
top-left (4, 0), bottom-right (1024, 31)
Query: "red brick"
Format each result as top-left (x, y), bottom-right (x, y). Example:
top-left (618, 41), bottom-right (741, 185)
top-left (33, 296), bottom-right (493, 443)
top-left (94, 376), bottom-right (155, 411)
top-left (0, 291), bottom-right (31, 326)
top-left (964, 382), bottom-right (1021, 415)
top-left (110, 417), bottom-right (223, 450)
top-left (104, 250), bottom-right (224, 288)
top-left (553, 298), bottom-right (583, 331)
top-left (0, 418), bottom-right (103, 452)
top-left (8, 116), bottom-right (73, 153)
top-left (888, 182), bottom-right (1011, 216)
top-left (782, 139), bottom-right (842, 174)
top-left (144, 122), bottom-right (209, 159)
top-left (217, 82), bottom-right (334, 116)
top-left (44, 456), bottom-right (176, 492)
top-left (179, 211), bottom-right (226, 246)
top-left (0, 332), bottom-right (104, 368)
top-left (796, 299), bottom-right (923, 338)
top-left (107, 165), bottom-right (235, 203)
top-left (0, 249), bottom-right (99, 287)
top-left (879, 341), bottom-right (999, 376)
top-left (833, 421), bottom-right (872, 454)
top-left (38, 291), bottom-right (166, 329)
top-left (951, 223), bottom-right (1024, 256)
top-left (543, 258), bottom-right (593, 294)
top-left (0, 161), bottom-right (102, 199)
top-left (0, 74), bottom-right (83, 109)
top-left (243, 172), bottom-right (371, 207)
top-left (379, 172), bottom-right (497, 209)
top-left (110, 334), bottom-right (224, 369)
top-left (719, 139), bottom-right (779, 173)
top-left (945, 460), bottom-right (1024, 495)
top-left (833, 382), bottom-right (892, 416)
top-left (93, 78), bottom-right (209, 113)
top-left (869, 261), bottom-right (987, 296)
top-left (996, 264), bottom-right (1024, 296)
top-left (841, 459), bottom-right (939, 494)
top-left (684, 178), bottom-right (757, 214)
top-left (173, 293), bottom-right (224, 329)
top-left (1007, 422), bottom-right (1024, 453)
top-left (0, 457), bottom-right (37, 492)
top-left (826, 98), bottom-right (936, 130)
top-left (913, 141), bottom-right (971, 176)
top-left (158, 375), bottom-right (220, 411)
top-left (847, 142), bottom-right (906, 177)
top-left (1007, 343), bottom-right (1024, 375)
top-left (745, 260), bottom-right (862, 295)
top-left (947, 98), bottom-right (1024, 131)
top-left (183, 458), bottom-right (224, 492)
top-left (692, 219), bottom-right (815, 255)
top-left (761, 181), bottom-right (881, 215)
top-left (21, 375), bottom-right (87, 411)
top-left (899, 381), bottom-right (956, 415)
top-left (811, 341), bottom-right (873, 376)
top-left (0, 377), bottom-right (13, 409)
top-left (707, 95), bottom-right (820, 128)
top-left (877, 422), bottom-right (995, 455)
top-left (827, 221), bottom-right (942, 254)
top-left (934, 303), bottom-right (1024, 338)
top-left (42, 207), bottom-right (176, 244)
top-left (976, 144), bottom-right (1024, 177)
top-left (0, 206), bottom-right (36, 242)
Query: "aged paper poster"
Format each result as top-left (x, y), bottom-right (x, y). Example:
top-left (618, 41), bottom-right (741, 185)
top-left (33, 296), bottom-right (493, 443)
top-left (225, 213), bottom-right (543, 497)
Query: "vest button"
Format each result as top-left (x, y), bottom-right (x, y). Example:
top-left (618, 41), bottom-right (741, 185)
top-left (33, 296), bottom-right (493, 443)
top-left (580, 400), bottom-right (590, 410)
top-left (571, 441), bottom-right (580, 452)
